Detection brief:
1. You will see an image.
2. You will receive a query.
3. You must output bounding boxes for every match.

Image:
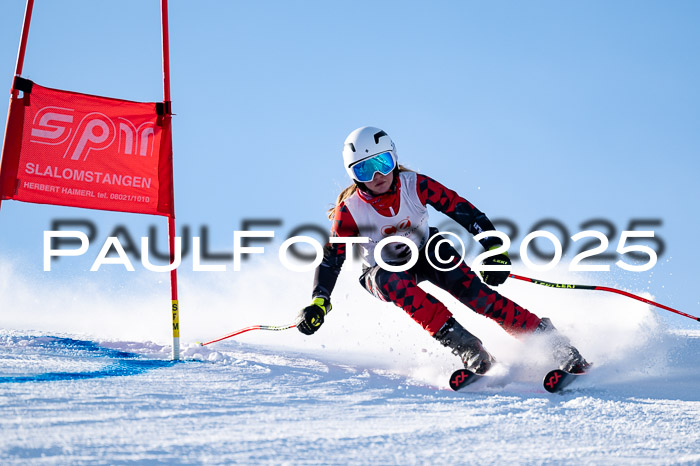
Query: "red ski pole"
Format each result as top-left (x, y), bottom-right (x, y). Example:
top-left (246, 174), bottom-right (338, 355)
top-left (198, 323), bottom-right (297, 346)
top-left (509, 273), bottom-right (699, 322)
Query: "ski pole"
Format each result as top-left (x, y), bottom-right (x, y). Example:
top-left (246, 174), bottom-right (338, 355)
top-left (198, 323), bottom-right (297, 346)
top-left (508, 273), bottom-right (699, 322)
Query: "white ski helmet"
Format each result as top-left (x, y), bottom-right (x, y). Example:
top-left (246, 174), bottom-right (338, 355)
top-left (342, 126), bottom-right (397, 182)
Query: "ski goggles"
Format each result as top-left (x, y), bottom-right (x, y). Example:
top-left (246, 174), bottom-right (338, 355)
top-left (350, 151), bottom-right (396, 182)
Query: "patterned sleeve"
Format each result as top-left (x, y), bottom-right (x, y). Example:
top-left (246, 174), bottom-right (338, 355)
top-left (416, 173), bottom-right (503, 250)
top-left (312, 202), bottom-right (360, 299)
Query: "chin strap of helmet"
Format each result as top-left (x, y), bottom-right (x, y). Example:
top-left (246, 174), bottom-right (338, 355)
top-left (354, 180), bottom-right (368, 192)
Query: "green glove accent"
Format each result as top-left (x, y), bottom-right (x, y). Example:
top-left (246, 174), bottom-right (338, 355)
top-left (312, 297), bottom-right (332, 314)
top-left (297, 297), bottom-right (332, 335)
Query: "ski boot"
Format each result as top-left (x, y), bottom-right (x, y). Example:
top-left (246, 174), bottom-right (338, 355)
top-left (535, 317), bottom-right (590, 374)
top-left (435, 317), bottom-right (495, 375)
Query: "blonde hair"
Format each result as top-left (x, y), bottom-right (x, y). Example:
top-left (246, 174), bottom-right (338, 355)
top-left (327, 165), bottom-right (414, 220)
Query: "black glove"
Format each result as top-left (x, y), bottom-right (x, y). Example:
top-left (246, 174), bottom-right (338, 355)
top-left (480, 247), bottom-right (511, 286)
top-left (296, 297), bottom-right (332, 335)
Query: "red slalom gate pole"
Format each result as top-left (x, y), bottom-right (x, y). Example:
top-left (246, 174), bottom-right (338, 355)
top-left (14, 0), bottom-right (34, 79)
top-left (198, 324), bottom-right (298, 347)
top-left (1, 0), bottom-right (35, 215)
top-left (509, 273), bottom-right (699, 322)
top-left (161, 0), bottom-right (180, 360)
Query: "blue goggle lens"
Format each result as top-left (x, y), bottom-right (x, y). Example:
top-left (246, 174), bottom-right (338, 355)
top-left (351, 151), bottom-right (396, 182)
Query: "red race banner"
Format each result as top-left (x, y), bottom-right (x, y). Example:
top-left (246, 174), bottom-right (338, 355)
top-left (0, 78), bottom-right (174, 217)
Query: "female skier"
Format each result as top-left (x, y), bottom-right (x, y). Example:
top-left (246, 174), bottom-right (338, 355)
top-left (296, 126), bottom-right (589, 375)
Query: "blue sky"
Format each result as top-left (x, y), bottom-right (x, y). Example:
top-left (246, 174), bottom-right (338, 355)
top-left (1, 1), bottom-right (699, 328)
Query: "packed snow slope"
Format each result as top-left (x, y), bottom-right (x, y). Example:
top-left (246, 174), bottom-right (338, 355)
top-left (1, 259), bottom-right (699, 464)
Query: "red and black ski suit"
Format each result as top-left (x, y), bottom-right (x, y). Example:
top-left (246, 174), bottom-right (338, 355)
top-left (312, 173), bottom-right (542, 337)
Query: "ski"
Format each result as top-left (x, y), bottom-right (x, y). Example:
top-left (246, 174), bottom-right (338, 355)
top-left (449, 368), bottom-right (484, 391)
top-left (543, 369), bottom-right (586, 393)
